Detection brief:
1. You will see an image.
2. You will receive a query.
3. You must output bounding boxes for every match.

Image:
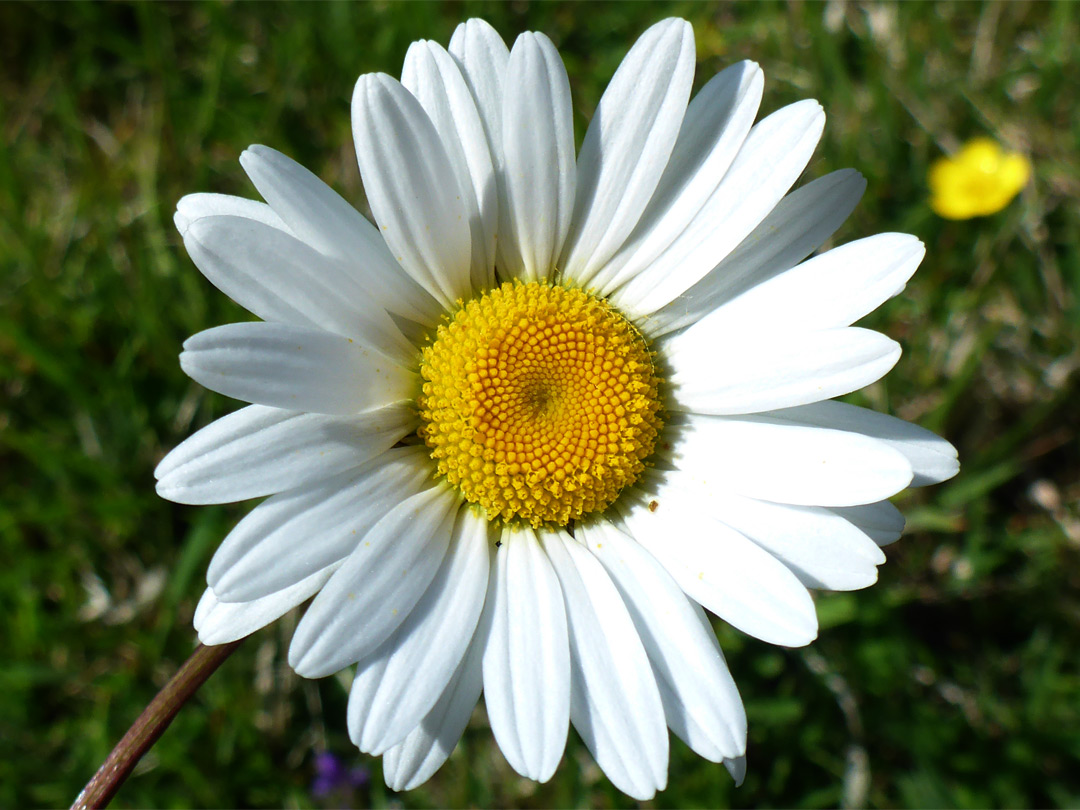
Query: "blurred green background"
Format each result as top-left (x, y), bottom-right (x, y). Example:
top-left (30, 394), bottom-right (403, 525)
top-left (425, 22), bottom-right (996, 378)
top-left (2, 1), bottom-right (1078, 808)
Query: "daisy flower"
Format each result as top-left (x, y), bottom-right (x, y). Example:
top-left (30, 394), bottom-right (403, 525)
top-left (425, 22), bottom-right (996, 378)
top-left (158, 17), bottom-right (958, 800)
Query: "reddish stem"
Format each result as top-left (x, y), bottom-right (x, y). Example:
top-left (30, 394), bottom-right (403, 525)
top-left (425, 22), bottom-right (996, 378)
top-left (71, 640), bottom-right (244, 810)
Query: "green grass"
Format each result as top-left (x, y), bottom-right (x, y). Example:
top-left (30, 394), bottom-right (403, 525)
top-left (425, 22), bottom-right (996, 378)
top-left (2, 1), bottom-right (1078, 807)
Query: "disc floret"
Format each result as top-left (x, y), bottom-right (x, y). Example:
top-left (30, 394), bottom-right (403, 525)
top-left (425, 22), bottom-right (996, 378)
top-left (418, 281), bottom-right (662, 527)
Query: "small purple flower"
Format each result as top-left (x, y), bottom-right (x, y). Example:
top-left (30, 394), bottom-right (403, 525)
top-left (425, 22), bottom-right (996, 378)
top-left (312, 751), bottom-right (370, 800)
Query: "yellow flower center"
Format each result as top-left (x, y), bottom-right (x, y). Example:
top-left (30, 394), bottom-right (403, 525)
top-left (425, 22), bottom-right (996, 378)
top-left (418, 281), bottom-right (663, 527)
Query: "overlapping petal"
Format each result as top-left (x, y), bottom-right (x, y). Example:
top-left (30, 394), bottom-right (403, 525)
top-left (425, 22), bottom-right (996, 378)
top-left (288, 484), bottom-right (461, 677)
top-left (616, 478), bottom-right (819, 647)
top-left (590, 60), bottom-right (764, 295)
top-left (560, 18), bottom-right (696, 284)
top-left (481, 526), bottom-right (570, 782)
top-left (237, 145), bottom-right (441, 326)
top-left (155, 402), bottom-right (416, 505)
top-left (498, 31), bottom-right (576, 281)
top-left (660, 413), bottom-right (914, 507)
top-left (402, 41), bottom-right (497, 289)
top-left (352, 73), bottom-right (473, 309)
top-left (610, 99), bottom-right (825, 316)
top-left (179, 321), bottom-right (416, 415)
top-left (577, 520), bottom-right (746, 763)
top-left (766, 400), bottom-right (960, 487)
top-left (543, 530), bottom-right (668, 800)
top-left (674, 233), bottom-right (924, 340)
top-left (348, 509), bottom-right (491, 755)
top-left (181, 213), bottom-right (414, 362)
top-left (194, 566), bottom-right (338, 646)
top-left (206, 446), bottom-right (433, 602)
top-left (648, 169), bottom-right (867, 336)
top-left (381, 631), bottom-right (486, 791)
top-left (665, 327), bottom-right (902, 415)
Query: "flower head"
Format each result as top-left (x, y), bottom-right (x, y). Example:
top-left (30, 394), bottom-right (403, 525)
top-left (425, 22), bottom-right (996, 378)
top-left (929, 136), bottom-right (1031, 219)
top-left (159, 17), bottom-right (958, 800)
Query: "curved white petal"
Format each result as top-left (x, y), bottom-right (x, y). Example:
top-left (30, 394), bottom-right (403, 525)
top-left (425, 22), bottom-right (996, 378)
top-left (287, 484), bottom-right (462, 678)
top-left (352, 73), bottom-right (472, 309)
top-left (207, 446), bottom-right (432, 602)
top-left (828, 500), bottom-right (906, 547)
top-left (591, 60), bottom-right (764, 295)
top-left (237, 145), bottom-right (441, 327)
top-left (179, 321), bottom-right (415, 415)
top-left (542, 530), bottom-right (668, 800)
top-left (155, 403), bottom-right (416, 505)
top-left (382, 628), bottom-right (485, 791)
top-left (665, 480), bottom-right (886, 590)
top-left (175, 192), bottom-right (288, 236)
top-left (182, 214), bottom-right (414, 362)
top-left (726, 755), bottom-right (748, 787)
top-left (665, 327), bottom-right (902, 415)
top-left (610, 99), bottom-right (826, 316)
top-left (649, 169), bottom-right (866, 337)
top-left (577, 520), bottom-right (746, 762)
top-left (766, 400), bottom-right (960, 487)
top-left (682, 233), bottom-right (925, 339)
top-left (661, 413), bottom-right (914, 507)
top-left (194, 564), bottom-right (337, 645)
top-left (348, 509), bottom-right (491, 755)
top-left (560, 18), bottom-right (695, 285)
top-left (481, 525), bottom-right (570, 782)
top-left (615, 479), bottom-right (818, 647)
top-left (449, 18), bottom-right (510, 165)
top-left (499, 31), bottom-right (576, 282)
top-left (402, 41), bottom-right (497, 290)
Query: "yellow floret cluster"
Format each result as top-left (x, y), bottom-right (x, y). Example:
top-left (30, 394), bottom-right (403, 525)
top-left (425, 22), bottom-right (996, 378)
top-left (418, 281), bottom-right (663, 527)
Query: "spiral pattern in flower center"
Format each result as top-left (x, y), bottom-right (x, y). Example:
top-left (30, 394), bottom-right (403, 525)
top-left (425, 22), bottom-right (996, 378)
top-left (418, 281), bottom-right (662, 527)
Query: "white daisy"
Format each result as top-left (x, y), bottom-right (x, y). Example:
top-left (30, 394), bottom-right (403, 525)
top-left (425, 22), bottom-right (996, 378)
top-left (158, 17), bottom-right (958, 800)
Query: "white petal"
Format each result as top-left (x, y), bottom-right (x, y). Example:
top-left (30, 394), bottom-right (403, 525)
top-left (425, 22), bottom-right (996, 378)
top-left (348, 509), bottom-right (491, 755)
top-left (448, 18), bottom-right (510, 163)
top-left (179, 321), bottom-right (415, 415)
top-left (352, 73), bottom-right (472, 309)
top-left (382, 627), bottom-right (485, 791)
top-left (682, 233), bottom-right (925, 340)
top-left (194, 565), bottom-right (337, 645)
top-left (560, 18), bottom-right (695, 285)
top-left (767, 400), bottom-right (959, 487)
top-left (591, 60), bottom-right (764, 295)
top-left (402, 41), bottom-right (497, 290)
top-left (175, 192), bottom-right (287, 236)
top-left (207, 446), bottom-right (433, 602)
top-left (155, 403), bottom-right (416, 505)
top-left (183, 214), bottom-right (415, 363)
top-left (498, 31), bottom-right (576, 282)
top-left (481, 525), bottom-right (570, 782)
top-left (665, 327), bottom-right (902, 415)
top-left (665, 479), bottom-right (886, 591)
top-left (577, 520), bottom-right (746, 762)
top-left (542, 530), bottom-right (668, 800)
top-left (829, 501), bottom-right (906, 547)
top-left (288, 485), bottom-right (461, 678)
top-left (610, 100), bottom-right (826, 316)
top-left (237, 145), bottom-right (441, 327)
top-left (616, 477), bottom-right (819, 647)
top-left (193, 587), bottom-right (216, 630)
top-left (662, 412), bottom-right (914, 507)
top-left (649, 169), bottom-right (866, 337)
top-left (725, 755), bottom-right (748, 787)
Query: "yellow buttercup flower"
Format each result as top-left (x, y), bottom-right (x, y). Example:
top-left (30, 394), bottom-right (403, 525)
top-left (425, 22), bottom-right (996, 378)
top-left (929, 137), bottom-right (1030, 220)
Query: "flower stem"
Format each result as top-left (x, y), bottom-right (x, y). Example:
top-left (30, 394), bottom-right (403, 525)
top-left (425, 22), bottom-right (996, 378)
top-left (71, 640), bottom-right (244, 810)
